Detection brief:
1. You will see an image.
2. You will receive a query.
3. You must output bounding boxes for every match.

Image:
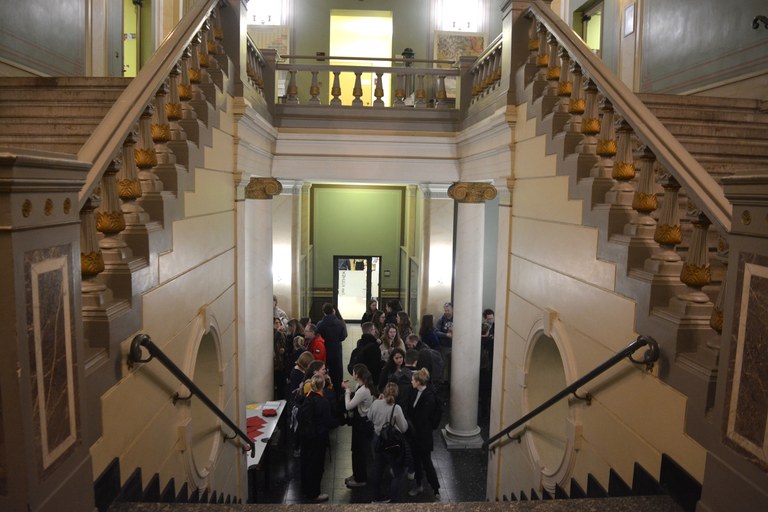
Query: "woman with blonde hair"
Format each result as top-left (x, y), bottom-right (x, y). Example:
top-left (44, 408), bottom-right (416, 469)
top-left (368, 382), bottom-right (409, 503)
top-left (405, 368), bottom-right (441, 500)
top-left (299, 373), bottom-right (334, 502)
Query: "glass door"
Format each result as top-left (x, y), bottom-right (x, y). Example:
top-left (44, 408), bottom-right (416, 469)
top-left (333, 256), bottom-right (381, 323)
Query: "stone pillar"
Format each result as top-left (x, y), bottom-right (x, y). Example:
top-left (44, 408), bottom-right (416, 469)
top-left (420, 184), bottom-right (454, 318)
top-left (443, 181), bottom-right (497, 449)
top-left (272, 180), bottom-right (301, 319)
top-left (244, 177), bottom-right (282, 404)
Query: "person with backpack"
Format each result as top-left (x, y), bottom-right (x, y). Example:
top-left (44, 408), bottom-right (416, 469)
top-left (405, 368), bottom-right (441, 500)
top-left (368, 382), bottom-right (409, 503)
top-left (298, 374), bottom-right (334, 503)
top-left (342, 364), bottom-right (377, 488)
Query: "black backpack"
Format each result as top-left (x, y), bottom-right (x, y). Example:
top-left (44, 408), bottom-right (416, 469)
top-left (298, 393), bottom-right (317, 440)
top-left (379, 404), bottom-right (405, 458)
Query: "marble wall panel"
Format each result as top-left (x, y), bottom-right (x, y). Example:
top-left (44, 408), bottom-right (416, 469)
top-left (24, 245), bottom-right (78, 476)
top-left (726, 253), bottom-right (768, 469)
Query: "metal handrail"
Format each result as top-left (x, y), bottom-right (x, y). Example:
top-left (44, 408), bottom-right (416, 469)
top-left (483, 335), bottom-right (660, 452)
top-left (128, 334), bottom-right (255, 458)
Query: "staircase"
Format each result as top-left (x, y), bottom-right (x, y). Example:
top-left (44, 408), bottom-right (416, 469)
top-left (0, 77), bottom-right (131, 154)
top-left (638, 94), bottom-right (768, 180)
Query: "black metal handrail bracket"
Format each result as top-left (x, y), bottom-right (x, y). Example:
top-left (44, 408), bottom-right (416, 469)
top-left (483, 335), bottom-right (659, 452)
top-left (128, 334), bottom-right (256, 458)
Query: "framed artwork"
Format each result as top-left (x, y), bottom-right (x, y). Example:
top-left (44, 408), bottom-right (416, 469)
top-left (623, 2), bottom-right (635, 37)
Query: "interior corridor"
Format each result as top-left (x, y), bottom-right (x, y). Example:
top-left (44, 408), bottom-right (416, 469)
top-left (250, 324), bottom-right (491, 504)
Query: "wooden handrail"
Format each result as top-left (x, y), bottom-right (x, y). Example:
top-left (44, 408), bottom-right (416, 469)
top-left (76, 0), bottom-right (221, 209)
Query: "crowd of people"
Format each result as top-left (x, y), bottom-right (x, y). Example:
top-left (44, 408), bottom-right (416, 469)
top-left (271, 296), bottom-right (495, 503)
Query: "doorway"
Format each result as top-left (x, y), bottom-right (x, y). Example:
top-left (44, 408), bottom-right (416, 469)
top-left (333, 256), bottom-right (381, 323)
top-left (329, 10), bottom-right (393, 106)
top-left (576, 1), bottom-right (603, 58)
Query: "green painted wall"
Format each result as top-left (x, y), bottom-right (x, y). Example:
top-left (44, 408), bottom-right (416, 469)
top-left (311, 186), bottom-right (404, 292)
top-left (0, 0), bottom-right (85, 75)
top-left (639, 0), bottom-right (768, 93)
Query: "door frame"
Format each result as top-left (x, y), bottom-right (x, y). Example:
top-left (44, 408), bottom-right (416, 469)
top-left (332, 255), bottom-right (382, 323)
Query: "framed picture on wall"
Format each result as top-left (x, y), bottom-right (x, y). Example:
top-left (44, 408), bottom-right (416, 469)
top-left (623, 2), bottom-right (635, 37)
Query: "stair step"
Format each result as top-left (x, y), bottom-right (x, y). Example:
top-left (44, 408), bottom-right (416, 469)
top-left (0, 102), bottom-right (115, 118)
top-left (0, 77), bottom-right (131, 100)
top-left (105, 495), bottom-right (687, 511)
top-left (659, 121), bottom-right (767, 140)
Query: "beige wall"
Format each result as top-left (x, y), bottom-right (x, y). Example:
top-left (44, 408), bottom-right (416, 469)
top-left (90, 96), bottom-right (243, 496)
top-left (487, 101), bottom-right (707, 497)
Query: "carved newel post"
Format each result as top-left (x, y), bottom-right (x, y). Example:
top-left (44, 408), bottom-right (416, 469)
top-left (244, 177), bottom-right (283, 404)
top-left (443, 181), bottom-right (497, 449)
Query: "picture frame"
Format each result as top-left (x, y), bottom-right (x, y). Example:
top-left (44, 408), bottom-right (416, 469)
top-left (623, 2), bottom-right (635, 37)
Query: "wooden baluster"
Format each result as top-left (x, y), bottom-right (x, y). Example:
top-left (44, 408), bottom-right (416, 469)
top-left (491, 46), bottom-right (502, 85)
top-left (135, 105), bottom-right (162, 194)
top-left (179, 48), bottom-right (194, 109)
top-left (576, 78), bottom-right (600, 158)
top-left (527, 16), bottom-right (539, 65)
top-left (285, 70), bottom-right (299, 104)
top-left (96, 159), bottom-right (129, 265)
top-left (80, 195), bottom-right (107, 298)
top-left (652, 174), bottom-right (683, 264)
top-left (566, 62), bottom-right (584, 133)
top-left (394, 73), bottom-right (406, 107)
top-left (547, 46), bottom-right (571, 135)
top-left (308, 71), bottom-right (321, 105)
top-left (118, 131), bottom-right (150, 227)
top-left (414, 74), bottom-right (426, 108)
top-left (471, 67), bottom-right (481, 98)
top-left (246, 44), bottom-right (256, 85)
top-left (593, 98), bottom-right (616, 178)
top-left (535, 23), bottom-right (549, 81)
top-left (435, 75), bottom-right (448, 109)
top-left (152, 83), bottom-right (174, 166)
top-left (480, 56), bottom-right (491, 94)
top-left (166, 64), bottom-right (186, 142)
top-left (608, 119), bottom-right (636, 195)
top-left (545, 34), bottom-right (560, 85)
top-left (373, 71), bottom-right (385, 107)
top-left (708, 236), bottom-right (728, 343)
top-left (198, 20), bottom-right (211, 71)
top-left (188, 35), bottom-right (204, 94)
top-left (330, 70), bottom-right (342, 106)
top-left (352, 71), bottom-right (364, 106)
top-left (630, 146), bottom-right (659, 237)
top-left (678, 212), bottom-right (713, 304)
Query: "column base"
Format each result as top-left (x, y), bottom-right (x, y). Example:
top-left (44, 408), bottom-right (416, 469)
top-left (442, 426), bottom-right (484, 450)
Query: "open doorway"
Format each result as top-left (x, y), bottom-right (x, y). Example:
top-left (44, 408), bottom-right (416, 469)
top-left (329, 10), bottom-right (393, 106)
top-left (575, 1), bottom-right (603, 58)
top-left (333, 256), bottom-right (381, 323)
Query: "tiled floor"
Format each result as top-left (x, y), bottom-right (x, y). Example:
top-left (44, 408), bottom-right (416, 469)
top-left (250, 325), bottom-right (490, 504)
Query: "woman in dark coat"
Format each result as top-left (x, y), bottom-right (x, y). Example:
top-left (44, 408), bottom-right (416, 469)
top-left (405, 368), bottom-right (441, 500)
top-left (299, 374), bottom-right (335, 502)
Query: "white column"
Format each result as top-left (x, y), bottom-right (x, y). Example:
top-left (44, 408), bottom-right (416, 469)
top-left (244, 177), bottom-right (282, 403)
top-left (443, 181), bottom-right (497, 449)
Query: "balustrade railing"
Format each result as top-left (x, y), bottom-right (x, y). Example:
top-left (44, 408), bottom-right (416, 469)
top-left (519, 1), bottom-right (732, 353)
top-left (250, 51), bottom-right (462, 109)
top-left (76, 0), bottom-right (225, 349)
